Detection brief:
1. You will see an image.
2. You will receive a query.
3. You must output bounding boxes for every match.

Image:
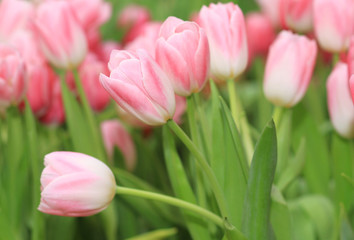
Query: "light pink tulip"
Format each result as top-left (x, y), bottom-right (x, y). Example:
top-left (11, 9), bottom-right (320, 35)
top-left (101, 120), bottom-right (136, 171)
top-left (313, 0), bottom-right (354, 52)
top-left (256, 0), bottom-right (282, 27)
top-left (124, 22), bottom-right (161, 58)
top-left (100, 49), bottom-right (175, 126)
top-left (39, 80), bottom-right (65, 126)
top-left (327, 62), bottom-right (354, 138)
top-left (264, 31), bottom-right (317, 107)
top-left (77, 53), bottom-right (110, 112)
top-left (33, 1), bottom-right (87, 69)
top-left (116, 105), bottom-right (150, 128)
top-left (156, 17), bottom-right (210, 96)
top-left (0, 0), bottom-right (34, 41)
top-left (245, 13), bottom-right (276, 61)
top-left (117, 4), bottom-right (151, 45)
top-left (0, 44), bottom-right (27, 109)
top-left (279, 0), bottom-right (313, 33)
top-left (349, 75), bottom-right (354, 104)
top-left (197, 2), bottom-right (248, 81)
top-left (38, 151), bottom-right (116, 216)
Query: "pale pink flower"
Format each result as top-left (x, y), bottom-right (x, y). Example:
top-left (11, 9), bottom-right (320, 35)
top-left (256, 0), bottom-right (282, 27)
top-left (38, 151), bottom-right (116, 216)
top-left (264, 31), bottom-right (317, 107)
top-left (156, 17), bottom-right (210, 96)
top-left (313, 0), bottom-right (354, 52)
top-left (33, 1), bottom-right (87, 69)
top-left (327, 62), bottom-right (354, 138)
top-left (197, 2), bottom-right (248, 81)
top-left (349, 75), bottom-right (354, 104)
top-left (101, 120), bottom-right (136, 171)
top-left (279, 0), bottom-right (313, 33)
top-left (347, 38), bottom-right (354, 78)
top-left (100, 49), bottom-right (175, 126)
top-left (0, 43), bottom-right (27, 109)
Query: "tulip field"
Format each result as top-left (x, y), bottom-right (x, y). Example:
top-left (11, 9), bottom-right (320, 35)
top-left (1, 0), bottom-right (354, 239)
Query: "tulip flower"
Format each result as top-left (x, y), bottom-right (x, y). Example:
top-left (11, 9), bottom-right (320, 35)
top-left (156, 17), bottom-right (210, 96)
top-left (101, 120), bottom-right (137, 171)
top-left (33, 1), bottom-right (87, 69)
top-left (0, 0), bottom-right (34, 41)
top-left (256, 0), bottom-right (282, 27)
top-left (100, 49), bottom-right (175, 126)
top-left (313, 0), bottom-right (354, 52)
top-left (197, 2), bottom-right (248, 81)
top-left (349, 75), bottom-right (354, 104)
top-left (327, 63), bottom-right (354, 139)
top-left (245, 12), bottom-right (276, 61)
top-left (347, 38), bottom-right (354, 78)
top-left (38, 151), bottom-right (116, 216)
top-left (0, 44), bottom-right (27, 110)
top-left (279, 0), bottom-right (313, 33)
top-left (264, 31), bottom-right (317, 107)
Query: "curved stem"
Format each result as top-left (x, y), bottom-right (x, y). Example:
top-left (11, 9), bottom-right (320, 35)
top-left (272, 106), bottom-right (284, 129)
top-left (167, 120), bottom-right (228, 218)
top-left (227, 79), bottom-right (254, 164)
top-left (116, 186), bottom-right (224, 228)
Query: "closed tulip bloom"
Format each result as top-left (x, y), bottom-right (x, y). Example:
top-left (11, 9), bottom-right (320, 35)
top-left (197, 2), bottom-right (248, 81)
top-left (313, 0), bottom-right (354, 52)
top-left (101, 120), bottom-right (136, 171)
top-left (279, 0), bottom-right (313, 33)
top-left (245, 13), bottom-right (276, 59)
top-left (38, 151), bottom-right (116, 216)
top-left (327, 63), bottom-right (354, 138)
top-left (156, 17), bottom-right (210, 96)
top-left (350, 75), bottom-right (354, 104)
top-left (100, 49), bottom-right (175, 126)
top-left (0, 0), bottom-right (34, 41)
top-left (0, 44), bottom-right (27, 109)
top-left (33, 1), bottom-right (87, 69)
top-left (264, 31), bottom-right (317, 107)
top-left (347, 38), bottom-right (354, 78)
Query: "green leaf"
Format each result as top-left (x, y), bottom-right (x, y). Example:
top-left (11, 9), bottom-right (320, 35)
top-left (277, 138), bottom-right (306, 191)
top-left (163, 126), bottom-right (212, 240)
top-left (270, 187), bottom-right (293, 240)
top-left (339, 204), bottom-right (354, 240)
top-left (126, 227), bottom-right (178, 240)
top-left (242, 119), bottom-right (277, 240)
top-left (331, 134), bottom-right (354, 211)
top-left (291, 206), bottom-right (316, 240)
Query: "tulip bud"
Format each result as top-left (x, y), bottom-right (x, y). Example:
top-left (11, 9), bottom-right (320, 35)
top-left (101, 120), bottom-right (136, 171)
top-left (279, 0), bottom-right (313, 33)
top-left (0, 43), bottom-right (27, 110)
top-left (156, 17), bottom-right (210, 96)
top-left (197, 2), bottom-right (248, 81)
top-left (326, 63), bottom-right (354, 139)
top-left (33, 1), bottom-right (87, 69)
top-left (38, 151), bottom-right (116, 216)
top-left (264, 31), bottom-right (317, 107)
top-left (100, 49), bottom-right (175, 126)
top-left (347, 38), bottom-right (354, 78)
top-left (313, 0), bottom-right (354, 52)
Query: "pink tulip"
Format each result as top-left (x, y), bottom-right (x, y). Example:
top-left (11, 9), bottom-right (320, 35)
top-left (197, 2), bottom-right (248, 81)
top-left (256, 0), bottom-right (282, 27)
top-left (313, 0), bottom-right (354, 52)
top-left (327, 62), bottom-right (354, 138)
top-left (116, 105), bottom-right (150, 128)
top-left (349, 75), bottom-right (354, 104)
top-left (38, 151), bottom-right (116, 216)
top-left (0, 44), bottom-right (27, 109)
top-left (245, 13), bottom-right (276, 60)
top-left (101, 120), bottom-right (136, 171)
top-left (347, 38), bottom-right (354, 78)
top-left (279, 0), bottom-right (313, 33)
top-left (0, 0), bottom-right (34, 41)
top-left (156, 17), bottom-right (209, 96)
top-left (33, 1), bottom-right (87, 69)
top-left (117, 4), bottom-right (151, 45)
top-left (39, 80), bottom-right (65, 126)
top-left (124, 22), bottom-right (161, 58)
top-left (100, 49), bottom-right (175, 126)
top-left (264, 31), bottom-right (317, 107)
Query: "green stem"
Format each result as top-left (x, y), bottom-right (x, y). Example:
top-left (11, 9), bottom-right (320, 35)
top-left (116, 186), bottom-right (223, 228)
top-left (71, 69), bottom-right (107, 162)
top-left (272, 106), bottom-right (284, 128)
top-left (167, 120), bottom-right (227, 218)
top-left (227, 79), bottom-right (254, 164)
